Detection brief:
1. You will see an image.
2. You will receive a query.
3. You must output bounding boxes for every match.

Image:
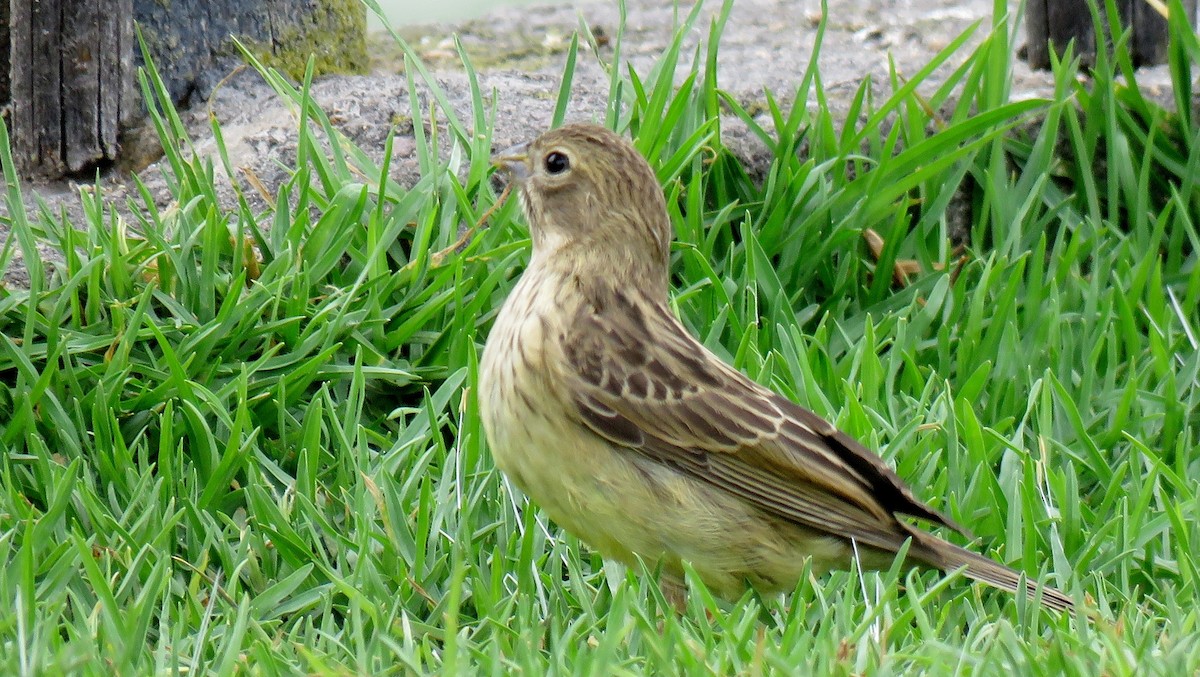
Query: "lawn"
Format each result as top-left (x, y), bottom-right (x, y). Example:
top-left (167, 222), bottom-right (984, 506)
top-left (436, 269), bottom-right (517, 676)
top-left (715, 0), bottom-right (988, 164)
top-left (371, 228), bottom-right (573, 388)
top-left (0, 0), bottom-right (1197, 674)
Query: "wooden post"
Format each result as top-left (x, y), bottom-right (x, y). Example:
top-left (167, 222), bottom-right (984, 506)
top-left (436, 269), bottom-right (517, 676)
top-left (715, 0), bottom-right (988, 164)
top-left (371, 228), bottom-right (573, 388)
top-left (1025, 0), bottom-right (1198, 69)
top-left (8, 0), bottom-right (133, 176)
top-left (3, 0), bottom-right (365, 180)
top-left (0, 3), bottom-right (10, 112)
top-left (1130, 0), bottom-right (1179, 64)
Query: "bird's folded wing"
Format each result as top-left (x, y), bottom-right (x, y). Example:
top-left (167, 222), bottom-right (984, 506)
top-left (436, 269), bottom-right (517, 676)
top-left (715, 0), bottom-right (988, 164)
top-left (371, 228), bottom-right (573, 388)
top-left (563, 292), bottom-right (964, 550)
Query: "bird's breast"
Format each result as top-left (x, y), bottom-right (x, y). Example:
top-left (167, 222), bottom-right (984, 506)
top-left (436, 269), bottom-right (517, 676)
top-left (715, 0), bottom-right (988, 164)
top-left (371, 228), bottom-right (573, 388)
top-left (477, 267), bottom-right (652, 547)
top-left (478, 269), bottom-right (573, 478)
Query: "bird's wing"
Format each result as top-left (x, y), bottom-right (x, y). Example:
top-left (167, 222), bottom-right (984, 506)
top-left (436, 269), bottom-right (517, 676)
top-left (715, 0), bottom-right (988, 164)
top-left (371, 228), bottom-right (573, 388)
top-left (562, 288), bottom-right (965, 552)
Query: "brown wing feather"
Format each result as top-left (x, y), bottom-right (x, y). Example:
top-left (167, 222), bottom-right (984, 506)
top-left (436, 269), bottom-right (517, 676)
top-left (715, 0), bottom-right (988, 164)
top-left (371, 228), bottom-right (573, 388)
top-left (564, 285), bottom-right (966, 551)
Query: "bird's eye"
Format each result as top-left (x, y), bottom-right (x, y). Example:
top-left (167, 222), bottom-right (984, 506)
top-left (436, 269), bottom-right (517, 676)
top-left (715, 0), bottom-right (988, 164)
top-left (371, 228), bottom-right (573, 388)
top-left (544, 151), bottom-right (570, 175)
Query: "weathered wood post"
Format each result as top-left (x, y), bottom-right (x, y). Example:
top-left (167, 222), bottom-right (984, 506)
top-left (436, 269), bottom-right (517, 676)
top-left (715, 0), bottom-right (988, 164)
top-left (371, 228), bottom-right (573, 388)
top-left (1025, 0), bottom-right (1198, 69)
top-left (6, 0), bottom-right (134, 177)
top-left (1, 0), bottom-right (366, 179)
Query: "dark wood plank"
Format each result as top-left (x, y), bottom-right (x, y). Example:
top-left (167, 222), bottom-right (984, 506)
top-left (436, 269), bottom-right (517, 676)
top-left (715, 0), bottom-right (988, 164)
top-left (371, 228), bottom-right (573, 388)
top-left (1131, 0), bottom-right (1193, 65)
top-left (1026, 0), bottom-right (1197, 69)
top-left (1047, 0), bottom-right (1096, 66)
top-left (0, 2), bottom-right (10, 107)
top-left (103, 0), bottom-right (137, 134)
top-left (63, 1), bottom-right (102, 172)
top-left (1025, 0), bottom-right (1051, 69)
top-left (37, 0), bottom-right (65, 173)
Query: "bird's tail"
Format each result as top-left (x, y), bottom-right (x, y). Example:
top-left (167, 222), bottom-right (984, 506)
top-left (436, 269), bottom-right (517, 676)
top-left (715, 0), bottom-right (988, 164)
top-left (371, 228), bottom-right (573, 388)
top-left (905, 526), bottom-right (1075, 613)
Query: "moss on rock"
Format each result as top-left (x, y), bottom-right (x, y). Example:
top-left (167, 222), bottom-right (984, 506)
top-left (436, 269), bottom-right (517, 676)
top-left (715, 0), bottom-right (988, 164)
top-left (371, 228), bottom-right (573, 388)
top-left (244, 0), bottom-right (368, 79)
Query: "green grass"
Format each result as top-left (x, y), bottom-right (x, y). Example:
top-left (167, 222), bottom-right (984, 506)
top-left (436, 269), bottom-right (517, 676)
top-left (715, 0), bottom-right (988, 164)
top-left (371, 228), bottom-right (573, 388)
top-left (1, 0), bottom-right (1198, 672)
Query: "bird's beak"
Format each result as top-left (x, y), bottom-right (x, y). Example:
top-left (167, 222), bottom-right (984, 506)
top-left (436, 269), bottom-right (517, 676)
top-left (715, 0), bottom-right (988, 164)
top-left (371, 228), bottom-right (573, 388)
top-left (492, 142), bottom-right (531, 182)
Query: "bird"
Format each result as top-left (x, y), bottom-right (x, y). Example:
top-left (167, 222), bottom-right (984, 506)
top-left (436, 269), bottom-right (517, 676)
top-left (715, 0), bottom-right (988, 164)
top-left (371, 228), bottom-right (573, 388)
top-left (477, 122), bottom-right (1073, 613)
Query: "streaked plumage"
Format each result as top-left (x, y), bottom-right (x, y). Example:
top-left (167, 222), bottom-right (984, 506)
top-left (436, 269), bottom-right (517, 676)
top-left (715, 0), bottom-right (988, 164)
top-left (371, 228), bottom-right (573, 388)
top-left (478, 123), bottom-right (1072, 612)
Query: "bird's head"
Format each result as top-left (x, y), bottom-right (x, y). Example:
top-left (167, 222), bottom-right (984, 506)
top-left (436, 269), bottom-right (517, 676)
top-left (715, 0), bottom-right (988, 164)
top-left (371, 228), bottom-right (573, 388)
top-left (493, 124), bottom-right (671, 281)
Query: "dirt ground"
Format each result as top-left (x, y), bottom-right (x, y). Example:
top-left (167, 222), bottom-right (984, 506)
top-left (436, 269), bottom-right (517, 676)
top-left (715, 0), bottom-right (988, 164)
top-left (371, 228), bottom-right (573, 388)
top-left (0, 0), bottom-right (1177, 288)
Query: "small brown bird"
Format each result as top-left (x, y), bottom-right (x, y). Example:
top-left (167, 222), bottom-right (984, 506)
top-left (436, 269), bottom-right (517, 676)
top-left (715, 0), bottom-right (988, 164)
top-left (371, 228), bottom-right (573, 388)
top-left (478, 123), bottom-right (1073, 612)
